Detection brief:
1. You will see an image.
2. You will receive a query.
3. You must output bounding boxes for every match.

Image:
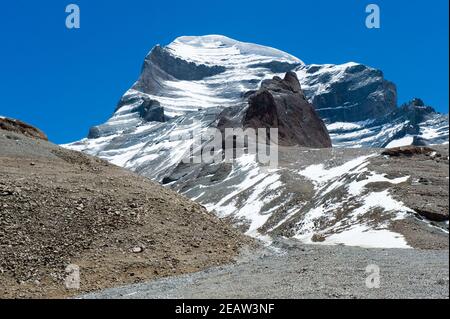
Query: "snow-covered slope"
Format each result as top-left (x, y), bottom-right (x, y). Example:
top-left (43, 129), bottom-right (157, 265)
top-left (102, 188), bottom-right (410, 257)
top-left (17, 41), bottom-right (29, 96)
top-left (127, 35), bottom-right (303, 118)
top-left (167, 145), bottom-right (448, 249)
top-left (297, 62), bottom-right (397, 122)
top-left (167, 35), bottom-right (303, 68)
top-left (65, 35), bottom-right (449, 248)
top-left (328, 112), bottom-right (449, 148)
top-left (327, 99), bottom-right (449, 148)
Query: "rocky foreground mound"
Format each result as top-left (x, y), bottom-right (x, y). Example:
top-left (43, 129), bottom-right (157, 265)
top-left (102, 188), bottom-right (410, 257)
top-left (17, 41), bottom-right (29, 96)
top-left (0, 124), bottom-right (253, 298)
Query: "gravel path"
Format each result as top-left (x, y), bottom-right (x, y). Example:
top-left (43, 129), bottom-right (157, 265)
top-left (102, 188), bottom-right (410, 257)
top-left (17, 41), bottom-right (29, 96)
top-left (81, 240), bottom-right (449, 299)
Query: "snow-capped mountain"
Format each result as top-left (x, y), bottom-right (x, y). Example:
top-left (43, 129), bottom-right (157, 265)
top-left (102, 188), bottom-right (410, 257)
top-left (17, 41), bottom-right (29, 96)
top-left (329, 99), bottom-right (449, 148)
top-left (296, 63), bottom-right (448, 148)
top-left (66, 35), bottom-right (449, 248)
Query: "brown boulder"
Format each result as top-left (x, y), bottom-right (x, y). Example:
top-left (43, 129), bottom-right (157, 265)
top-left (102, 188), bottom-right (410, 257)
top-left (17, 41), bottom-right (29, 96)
top-left (243, 72), bottom-right (332, 148)
top-left (0, 118), bottom-right (48, 141)
top-left (382, 146), bottom-right (437, 157)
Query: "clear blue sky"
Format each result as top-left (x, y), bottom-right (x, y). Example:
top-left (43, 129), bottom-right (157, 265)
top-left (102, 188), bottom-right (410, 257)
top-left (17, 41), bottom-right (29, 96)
top-left (1, 0), bottom-right (448, 143)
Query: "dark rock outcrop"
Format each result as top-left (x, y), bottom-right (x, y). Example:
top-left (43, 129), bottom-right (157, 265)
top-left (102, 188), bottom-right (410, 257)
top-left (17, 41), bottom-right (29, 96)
top-left (376, 101), bottom-right (441, 147)
top-left (238, 72), bottom-right (332, 147)
top-left (89, 92), bottom-right (166, 139)
top-left (395, 98), bottom-right (437, 125)
top-left (248, 61), bottom-right (301, 73)
top-left (0, 118), bottom-right (47, 141)
top-left (116, 94), bottom-right (165, 122)
top-left (328, 95), bottom-right (448, 148)
top-left (139, 45), bottom-right (226, 83)
top-left (414, 208), bottom-right (449, 222)
top-left (300, 64), bottom-right (398, 122)
top-left (381, 146), bottom-right (437, 157)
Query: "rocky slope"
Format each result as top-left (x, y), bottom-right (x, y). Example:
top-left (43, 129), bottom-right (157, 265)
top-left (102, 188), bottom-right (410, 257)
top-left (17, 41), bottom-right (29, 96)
top-left (167, 143), bottom-right (449, 248)
top-left (0, 122), bottom-right (253, 298)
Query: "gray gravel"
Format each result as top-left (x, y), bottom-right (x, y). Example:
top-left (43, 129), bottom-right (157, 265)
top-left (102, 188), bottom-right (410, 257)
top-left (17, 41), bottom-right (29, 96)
top-left (81, 239), bottom-right (449, 299)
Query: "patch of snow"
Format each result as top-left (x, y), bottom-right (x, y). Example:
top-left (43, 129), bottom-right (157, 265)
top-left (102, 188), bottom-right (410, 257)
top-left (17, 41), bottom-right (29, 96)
top-left (295, 155), bottom-right (414, 249)
top-left (298, 155), bottom-right (375, 186)
top-left (350, 190), bottom-right (413, 220)
top-left (385, 136), bottom-right (414, 148)
top-left (323, 225), bottom-right (411, 249)
top-left (347, 173), bottom-right (410, 196)
top-left (326, 120), bottom-right (376, 132)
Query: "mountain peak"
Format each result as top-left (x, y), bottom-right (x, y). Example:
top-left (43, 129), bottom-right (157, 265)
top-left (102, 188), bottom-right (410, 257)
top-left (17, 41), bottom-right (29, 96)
top-left (166, 34), bottom-right (304, 67)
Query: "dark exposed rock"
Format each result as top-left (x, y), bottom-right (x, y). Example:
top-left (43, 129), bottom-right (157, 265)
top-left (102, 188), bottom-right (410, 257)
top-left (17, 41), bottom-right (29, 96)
top-left (116, 94), bottom-right (165, 122)
top-left (327, 96), bottom-right (448, 148)
top-left (87, 126), bottom-right (103, 139)
top-left (311, 234), bottom-right (326, 242)
top-left (0, 118), bottom-right (48, 141)
top-left (396, 99), bottom-right (437, 124)
top-left (141, 102), bottom-right (165, 122)
top-left (301, 64), bottom-right (398, 122)
top-left (241, 72), bottom-right (332, 147)
top-left (248, 61), bottom-right (301, 73)
top-left (414, 209), bottom-right (449, 222)
top-left (381, 146), bottom-right (437, 157)
top-left (140, 45), bottom-right (226, 82)
top-left (414, 177), bottom-right (432, 185)
top-left (162, 176), bottom-right (176, 185)
top-left (88, 93), bottom-right (166, 139)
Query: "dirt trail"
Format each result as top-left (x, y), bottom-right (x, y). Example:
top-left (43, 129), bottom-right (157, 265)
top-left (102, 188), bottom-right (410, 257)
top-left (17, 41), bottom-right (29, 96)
top-left (81, 240), bottom-right (449, 299)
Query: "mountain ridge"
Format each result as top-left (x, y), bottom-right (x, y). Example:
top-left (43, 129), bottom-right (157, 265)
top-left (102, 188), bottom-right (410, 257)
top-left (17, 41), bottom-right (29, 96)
top-left (65, 35), bottom-right (449, 248)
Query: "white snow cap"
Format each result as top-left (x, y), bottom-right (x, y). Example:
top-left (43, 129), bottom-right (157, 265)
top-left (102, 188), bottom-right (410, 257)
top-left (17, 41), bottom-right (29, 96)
top-left (166, 34), bottom-right (304, 66)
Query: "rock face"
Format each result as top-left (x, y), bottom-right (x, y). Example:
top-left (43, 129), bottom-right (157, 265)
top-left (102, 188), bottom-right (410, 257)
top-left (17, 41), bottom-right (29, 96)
top-left (70, 35), bottom-right (447, 154)
top-left (297, 63), bottom-right (398, 123)
top-left (371, 144), bottom-right (449, 227)
top-left (242, 72), bottom-right (331, 147)
top-left (381, 145), bottom-right (437, 157)
top-left (116, 93), bottom-right (165, 122)
top-left (0, 117), bottom-right (47, 141)
top-left (296, 65), bottom-right (448, 148)
top-left (329, 99), bottom-right (449, 148)
top-left (137, 45), bottom-right (227, 84)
